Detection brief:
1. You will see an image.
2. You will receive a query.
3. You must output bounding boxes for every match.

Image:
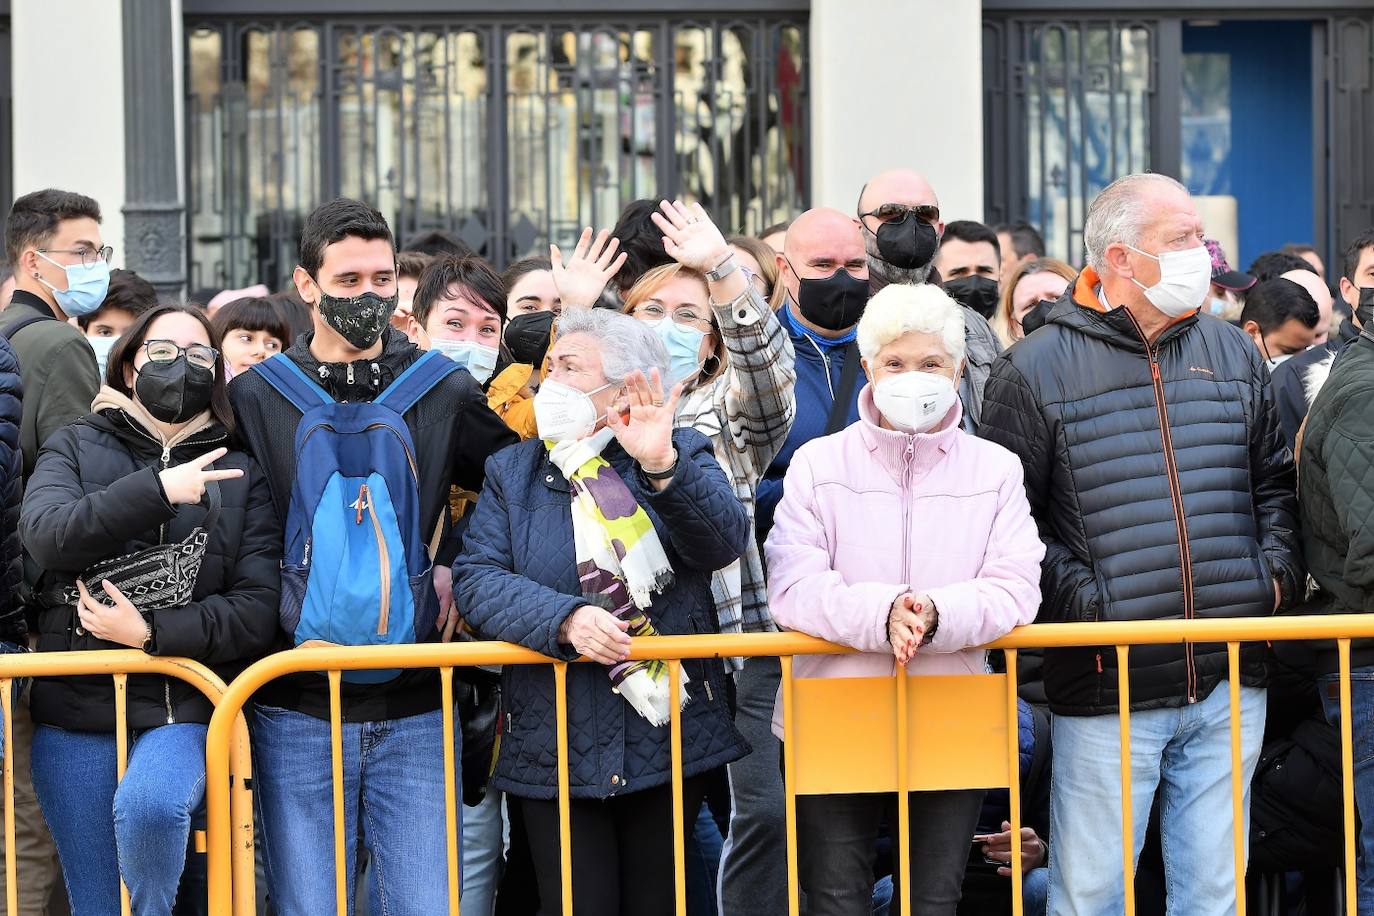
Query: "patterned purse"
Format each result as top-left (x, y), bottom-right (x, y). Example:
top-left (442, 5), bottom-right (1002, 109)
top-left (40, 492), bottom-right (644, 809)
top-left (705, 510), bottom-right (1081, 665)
top-left (62, 483), bottom-right (220, 619)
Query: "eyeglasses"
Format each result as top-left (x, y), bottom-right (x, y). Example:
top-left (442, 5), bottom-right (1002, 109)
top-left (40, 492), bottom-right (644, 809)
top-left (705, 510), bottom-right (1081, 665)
top-left (37, 245), bottom-right (114, 268)
top-left (633, 303), bottom-right (714, 332)
top-left (857, 203), bottom-right (941, 226)
top-left (142, 340), bottom-right (220, 371)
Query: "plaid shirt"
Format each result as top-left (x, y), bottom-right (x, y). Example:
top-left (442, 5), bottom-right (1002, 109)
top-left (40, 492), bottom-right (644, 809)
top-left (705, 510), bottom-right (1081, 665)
top-left (675, 286), bottom-right (795, 659)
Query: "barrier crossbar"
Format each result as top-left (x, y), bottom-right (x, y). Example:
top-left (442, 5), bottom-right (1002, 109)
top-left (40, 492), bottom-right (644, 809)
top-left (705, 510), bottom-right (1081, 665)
top-left (182, 615), bottom-right (1374, 914)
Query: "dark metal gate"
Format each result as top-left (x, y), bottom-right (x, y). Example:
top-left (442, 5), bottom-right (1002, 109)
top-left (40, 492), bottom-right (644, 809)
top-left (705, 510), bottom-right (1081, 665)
top-left (0, 12), bottom-right (12, 225)
top-left (1321, 15), bottom-right (1374, 266)
top-left (982, 15), bottom-right (1173, 266)
top-left (184, 14), bottom-right (808, 293)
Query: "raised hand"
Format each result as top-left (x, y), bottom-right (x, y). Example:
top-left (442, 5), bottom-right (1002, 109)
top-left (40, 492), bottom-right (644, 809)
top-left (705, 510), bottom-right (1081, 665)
top-left (551, 228), bottom-right (628, 310)
top-left (158, 447), bottom-right (243, 506)
top-left (606, 368), bottom-right (683, 476)
top-left (650, 200), bottom-right (731, 274)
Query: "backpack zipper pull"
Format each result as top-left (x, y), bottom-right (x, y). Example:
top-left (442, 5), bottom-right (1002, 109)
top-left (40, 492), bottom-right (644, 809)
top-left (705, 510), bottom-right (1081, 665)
top-left (351, 484), bottom-right (369, 524)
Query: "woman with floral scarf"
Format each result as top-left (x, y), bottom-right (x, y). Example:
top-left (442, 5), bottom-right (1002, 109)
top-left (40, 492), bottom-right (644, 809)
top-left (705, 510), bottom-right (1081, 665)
top-left (453, 306), bottom-right (750, 915)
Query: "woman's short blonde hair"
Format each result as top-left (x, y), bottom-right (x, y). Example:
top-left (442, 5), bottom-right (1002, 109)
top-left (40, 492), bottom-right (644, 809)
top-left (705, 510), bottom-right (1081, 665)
top-left (857, 283), bottom-right (965, 363)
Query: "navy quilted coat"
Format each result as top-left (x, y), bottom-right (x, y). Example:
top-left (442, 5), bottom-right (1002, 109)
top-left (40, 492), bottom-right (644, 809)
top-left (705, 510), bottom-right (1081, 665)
top-left (453, 427), bottom-right (751, 800)
top-left (979, 269), bottom-right (1302, 716)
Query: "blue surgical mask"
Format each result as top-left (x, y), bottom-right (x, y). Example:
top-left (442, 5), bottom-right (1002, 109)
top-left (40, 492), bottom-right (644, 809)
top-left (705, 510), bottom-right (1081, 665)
top-left (86, 335), bottom-right (118, 379)
top-left (36, 253), bottom-right (111, 318)
top-left (431, 338), bottom-right (499, 385)
top-left (645, 319), bottom-right (708, 386)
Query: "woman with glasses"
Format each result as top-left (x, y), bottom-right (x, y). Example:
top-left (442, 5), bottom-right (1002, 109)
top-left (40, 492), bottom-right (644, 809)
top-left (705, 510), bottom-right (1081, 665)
top-left (20, 303), bottom-right (281, 916)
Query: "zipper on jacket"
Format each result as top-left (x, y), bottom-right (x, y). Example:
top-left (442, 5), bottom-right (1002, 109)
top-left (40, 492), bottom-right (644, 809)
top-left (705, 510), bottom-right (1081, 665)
top-left (898, 441), bottom-right (915, 673)
top-left (804, 336), bottom-right (835, 401)
top-left (1129, 315), bottom-right (1198, 704)
top-left (164, 680), bottom-right (175, 724)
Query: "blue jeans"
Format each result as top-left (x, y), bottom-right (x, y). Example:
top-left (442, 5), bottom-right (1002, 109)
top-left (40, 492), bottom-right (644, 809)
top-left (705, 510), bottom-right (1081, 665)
top-left (1048, 681), bottom-right (1265, 916)
top-left (251, 704), bottom-right (462, 916)
top-left (461, 789), bottom-right (505, 916)
top-left (1319, 666), bottom-right (1374, 914)
top-left (30, 723), bottom-right (207, 916)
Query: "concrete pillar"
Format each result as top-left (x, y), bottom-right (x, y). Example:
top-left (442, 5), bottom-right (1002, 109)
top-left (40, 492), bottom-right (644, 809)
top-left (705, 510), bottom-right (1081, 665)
top-left (122, 0), bottom-right (185, 298)
top-left (809, 0), bottom-right (984, 222)
top-left (11, 0), bottom-right (127, 266)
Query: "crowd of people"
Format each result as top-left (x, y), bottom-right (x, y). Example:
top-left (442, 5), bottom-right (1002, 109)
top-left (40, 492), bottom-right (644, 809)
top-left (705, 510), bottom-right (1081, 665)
top-left (0, 168), bottom-right (1367, 916)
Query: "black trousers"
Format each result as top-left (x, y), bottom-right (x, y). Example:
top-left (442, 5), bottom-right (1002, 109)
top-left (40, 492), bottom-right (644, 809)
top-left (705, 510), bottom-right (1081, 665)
top-left (519, 774), bottom-right (710, 916)
top-left (796, 789), bottom-right (985, 916)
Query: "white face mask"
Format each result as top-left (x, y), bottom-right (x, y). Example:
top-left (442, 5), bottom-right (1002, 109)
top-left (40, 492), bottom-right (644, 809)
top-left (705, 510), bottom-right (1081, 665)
top-left (86, 335), bottom-right (118, 379)
top-left (431, 338), bottom-right (499, 385)
top-left (1127, 244), bottom-right (1212, 318)
top-left (872, 371), bottom-right (957, 434)
top-left (533, 379), bottom-right (614, 443)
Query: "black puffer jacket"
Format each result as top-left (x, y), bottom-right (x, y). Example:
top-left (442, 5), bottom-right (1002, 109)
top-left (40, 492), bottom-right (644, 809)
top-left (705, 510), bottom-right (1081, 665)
top-left (20, 404), bottom-right (281, 731)
top-left (0, 337), bottom-right (23, 646)
top-left (979, 268), bottom-right (1303, 715)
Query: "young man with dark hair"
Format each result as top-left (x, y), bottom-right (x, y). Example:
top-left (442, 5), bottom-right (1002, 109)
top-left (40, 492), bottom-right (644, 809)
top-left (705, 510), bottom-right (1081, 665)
top-left (1238, 277), bottom-right (1321, 369)
top-left (229, 198), bottom-right (518, 915)
top-left (609, 198), bottom-right (674, 296)
top-left (1248, 249), bottom-right (1317, 283)
top-left (934, 220), bottom-right (1003, 319)
top-left (1271, 231), bottom-right (1374, 449)
top-left (78, 268), bottom-right (158, 376)
top-left (0, 187), bottom-right (108, 914)
top-left (994, 220), bottom-right (1046, 276)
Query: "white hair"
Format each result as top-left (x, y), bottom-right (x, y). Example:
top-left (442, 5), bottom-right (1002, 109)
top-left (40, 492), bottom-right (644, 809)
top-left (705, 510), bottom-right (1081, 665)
top-left (857, 283), bottom-right (965, 363)
top-left (555, 308), bottom-right (670, 385)
top-left (1083, 173), bottom-right (1187, 271)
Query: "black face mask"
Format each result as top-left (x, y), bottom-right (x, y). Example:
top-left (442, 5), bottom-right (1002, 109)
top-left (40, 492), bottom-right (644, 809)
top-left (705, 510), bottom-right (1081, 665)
top-left (874, 214), bottom-right (939, 271)
top-left (316, 287), bottom-right (396, 351)
top-left (1358, 287), bottom-right (1374, 329)
top-left (504, 310), bottom-right (557, 366)
top-left (135, 357), bottom-right (215, 425)
top-left (943, 275), bottom-right (1001, 319)
top-left (793, 265), bottom-right (870, 332)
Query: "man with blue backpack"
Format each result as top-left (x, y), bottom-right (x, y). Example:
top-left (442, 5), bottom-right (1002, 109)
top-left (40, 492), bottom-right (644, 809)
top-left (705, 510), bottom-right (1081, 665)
top-left (228, 198), bottom-right (519, 915)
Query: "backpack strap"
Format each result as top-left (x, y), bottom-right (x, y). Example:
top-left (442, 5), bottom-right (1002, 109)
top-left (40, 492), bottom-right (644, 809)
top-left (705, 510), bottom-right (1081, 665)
top-left (250, 354), bottom-right (333, 414)
top-left (376, 350), bottom-right (460, 416)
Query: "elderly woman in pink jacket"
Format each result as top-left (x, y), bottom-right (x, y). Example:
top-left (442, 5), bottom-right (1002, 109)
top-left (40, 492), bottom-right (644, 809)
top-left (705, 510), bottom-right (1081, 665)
top-left (764, 281), bottom-right (1045, 916)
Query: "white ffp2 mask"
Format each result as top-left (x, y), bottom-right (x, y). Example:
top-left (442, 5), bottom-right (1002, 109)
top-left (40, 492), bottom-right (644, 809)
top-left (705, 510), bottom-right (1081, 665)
top-left (1127, 244), bottom-right (1212, 318)
top-left (872, 371), bottom-right (957, 434)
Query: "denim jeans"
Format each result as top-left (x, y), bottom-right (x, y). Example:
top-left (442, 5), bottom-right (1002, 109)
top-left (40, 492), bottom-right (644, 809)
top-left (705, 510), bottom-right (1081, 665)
top-left (462, 789), bottom-right (506, 916)
top-left (1048, 681), bottom-right (1265, 916)
top-left (30, 723), bottom-right (207, 916)
top-left (1319, 665), bottom-right (1374, 914)
top-left (251, 704), bottom-right (462, 916)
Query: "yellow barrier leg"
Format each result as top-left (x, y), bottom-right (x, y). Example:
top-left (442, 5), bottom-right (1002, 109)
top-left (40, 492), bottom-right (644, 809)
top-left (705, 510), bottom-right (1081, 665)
top-left (229, 712), bottom-right (256, 916)
top-left (781, 657), bottom-right (799, 916)
top-left (1227, 644), bottom-right (1246, 916)
top-left (1005, 652), bottom-right (1023, 916)
top-left (441, 668), bottom-right (460, 915)
top-left (1340, 640), bottom-right (1357, 916)
top-left (114, 674), bottom-right (131, 916)
top-left (669, 661), bottom-right (685, 916)
top-left (328, 671), bottom-right (347, 916)
top-left (554, 663), bottom-right (572, 914)
top-left (1, 678), bottom-right (14, 916)
top-left (895, 664), bottom-right (910, 916)
top-left (1116, 647), bottom-right (1135, 916)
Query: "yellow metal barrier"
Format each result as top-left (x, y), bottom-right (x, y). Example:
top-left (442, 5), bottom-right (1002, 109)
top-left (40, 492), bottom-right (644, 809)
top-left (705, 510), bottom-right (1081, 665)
top-left (0, 650), bottom-right (257, 916)
top-left (202, 616), bottom-right (1374, 915)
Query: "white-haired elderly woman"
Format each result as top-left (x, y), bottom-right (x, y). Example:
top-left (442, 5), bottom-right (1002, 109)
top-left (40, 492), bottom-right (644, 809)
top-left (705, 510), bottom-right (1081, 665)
top-left (764, 283), bottom-right (1045, 916)
top-left (454, 307), bottom-right (750, 915)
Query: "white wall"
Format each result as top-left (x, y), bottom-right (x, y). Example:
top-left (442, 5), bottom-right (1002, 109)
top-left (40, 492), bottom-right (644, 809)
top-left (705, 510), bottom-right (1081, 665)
top-left (12, 0), bottom-right (127, 265)
top-left (809, 0), bottom-right (984, 222)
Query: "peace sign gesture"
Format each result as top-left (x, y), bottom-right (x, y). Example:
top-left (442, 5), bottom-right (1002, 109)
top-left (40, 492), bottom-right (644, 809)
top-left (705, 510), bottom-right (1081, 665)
top-left (551, 227), bottom-right (628, 310)
top-left (606, 368), bottom-right (684, 480)
top-left (650, 200), bottom-right (731, 274)
top-left (157, 447), bottom-right (243, 506)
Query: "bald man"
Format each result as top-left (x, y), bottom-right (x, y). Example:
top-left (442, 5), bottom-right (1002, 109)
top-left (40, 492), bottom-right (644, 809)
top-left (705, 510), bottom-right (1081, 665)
top-left (724, 208), bottom-right (867, 914)
top-left (1281, 267), bottom-right (1333, 346)
top-left (856, 168), bottom-right (1004, 431)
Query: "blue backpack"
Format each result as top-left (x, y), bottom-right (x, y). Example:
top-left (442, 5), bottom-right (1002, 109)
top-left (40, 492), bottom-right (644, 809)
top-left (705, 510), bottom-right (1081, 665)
top-left (252, 351), bottom-right (459, 683)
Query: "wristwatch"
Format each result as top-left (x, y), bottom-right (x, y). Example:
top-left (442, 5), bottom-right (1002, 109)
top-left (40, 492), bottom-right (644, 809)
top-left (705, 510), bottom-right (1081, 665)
top-left (705, 253), bottom-right (739, 283)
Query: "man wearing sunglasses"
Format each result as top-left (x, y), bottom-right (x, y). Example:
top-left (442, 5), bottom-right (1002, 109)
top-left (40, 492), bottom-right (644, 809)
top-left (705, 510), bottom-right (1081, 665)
top-left (857, 169), bottom-right (1003, 433)
top-left (0, 189), bottom-right (109, 913)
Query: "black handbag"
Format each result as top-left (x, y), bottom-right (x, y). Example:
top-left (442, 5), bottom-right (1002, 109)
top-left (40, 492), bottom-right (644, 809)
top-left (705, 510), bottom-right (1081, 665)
top-left (457, 669), bottom-right (501, 806)
top-left (59, 484), bottom-right (220, 624)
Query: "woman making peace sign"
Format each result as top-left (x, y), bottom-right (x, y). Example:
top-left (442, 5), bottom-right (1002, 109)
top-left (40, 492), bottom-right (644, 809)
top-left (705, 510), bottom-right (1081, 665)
top-left (20, 303), bottom-right (281, 916)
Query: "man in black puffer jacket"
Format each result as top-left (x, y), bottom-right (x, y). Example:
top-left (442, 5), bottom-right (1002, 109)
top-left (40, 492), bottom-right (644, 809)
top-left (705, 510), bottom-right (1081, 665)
top-left (980, 173), bottom-right (1302, 915)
